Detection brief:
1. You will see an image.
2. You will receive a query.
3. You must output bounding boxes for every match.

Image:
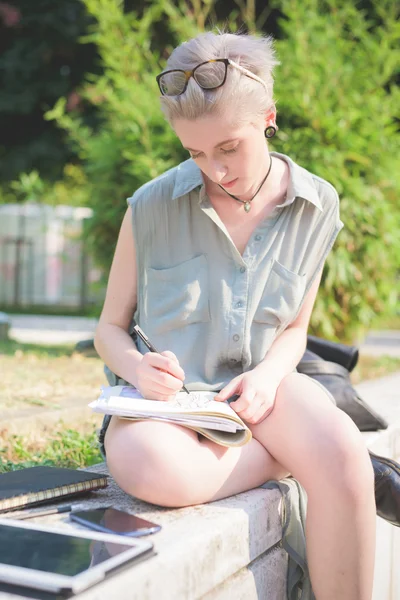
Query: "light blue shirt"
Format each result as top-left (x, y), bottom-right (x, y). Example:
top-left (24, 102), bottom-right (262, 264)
top-left (125, 152), bottom-right (343, 391)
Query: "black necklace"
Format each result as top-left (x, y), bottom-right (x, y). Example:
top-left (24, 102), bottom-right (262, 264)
top-left (217, 155), bottom-right (273, 213)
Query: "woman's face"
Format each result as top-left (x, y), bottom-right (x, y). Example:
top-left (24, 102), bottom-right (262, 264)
top-left (173, 113), bottom-right (272, 197)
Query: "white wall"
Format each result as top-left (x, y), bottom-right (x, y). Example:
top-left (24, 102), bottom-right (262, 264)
top-left (0, 204), bottom-right (94, 307)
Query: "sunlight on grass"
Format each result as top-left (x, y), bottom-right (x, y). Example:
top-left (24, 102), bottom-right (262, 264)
top-left (0, 339), bottom-right (76, 358)
top-left (351, 355), bottom-right (400, 385)
top-left (1, 341), bottom-right (104, 411)
top-left (0, 427), bottom-right (103, 473)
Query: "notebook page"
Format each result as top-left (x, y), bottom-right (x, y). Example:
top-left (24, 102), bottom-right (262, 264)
top-left (93, 387), bottom-right (238, 419)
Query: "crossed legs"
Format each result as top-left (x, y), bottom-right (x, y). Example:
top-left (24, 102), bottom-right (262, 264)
top-left (104, 372), bottom-right (375, 600)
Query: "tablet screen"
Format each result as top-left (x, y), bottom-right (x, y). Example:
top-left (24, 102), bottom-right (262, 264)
top-left (0, 524), bottom-right (133, 576)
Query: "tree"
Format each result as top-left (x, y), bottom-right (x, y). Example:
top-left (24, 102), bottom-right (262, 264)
top-left (0, 0), bottom-right (100, 183)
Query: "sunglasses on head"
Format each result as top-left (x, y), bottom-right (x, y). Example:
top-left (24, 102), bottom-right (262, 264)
top-left (156, 58), bottom-right (268, 96)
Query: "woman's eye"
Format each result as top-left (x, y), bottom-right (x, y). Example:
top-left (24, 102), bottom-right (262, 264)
top-left (221, 147), bottom-right (238, 155)
top-left (189, 147), bottom-right (237, 159)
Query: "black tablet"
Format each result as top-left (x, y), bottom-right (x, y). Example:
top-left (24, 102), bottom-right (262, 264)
top-left (0, 519), bottom-right (155, 595)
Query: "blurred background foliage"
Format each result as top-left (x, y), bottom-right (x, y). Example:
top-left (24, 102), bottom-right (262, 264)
top-left (0, 0), bottom-right (101, 182)
top-left (0, 0), bottom-right (399, 340)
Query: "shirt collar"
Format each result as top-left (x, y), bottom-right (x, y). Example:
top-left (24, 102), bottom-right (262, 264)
top-left (171, 159), bottom-right (203, 200)
top-left (172, 152), bottom-right (323, 211)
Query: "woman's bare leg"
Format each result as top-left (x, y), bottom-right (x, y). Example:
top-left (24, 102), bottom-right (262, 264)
top-left (104, 417), bottom-right (289, 507)
top-left (249, 373), bottom-right (375, 600)
top-left (105, 371), bottom-right (375, 600)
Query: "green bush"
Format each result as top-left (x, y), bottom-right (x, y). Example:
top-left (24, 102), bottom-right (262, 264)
top-left (47, 0), bottom-right (399, 341)
top-left (271, 0), bottom-right (400, 339)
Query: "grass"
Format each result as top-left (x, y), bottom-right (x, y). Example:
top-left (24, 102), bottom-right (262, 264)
top-left (0, 427), bottom-right (103, 473)
top-left (351, 354), bottom-right (400, 384)
top-left (0, 304), bottom-right (102, 318)
top-left (0, 339), bottom-right (104, 473)
top-left (0, 339), bottom-right (78, 358)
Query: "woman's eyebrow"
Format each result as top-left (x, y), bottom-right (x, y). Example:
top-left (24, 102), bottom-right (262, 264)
top-left (185, 138), bottom-right (238, 152)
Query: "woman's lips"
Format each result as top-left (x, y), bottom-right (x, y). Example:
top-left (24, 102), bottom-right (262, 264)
top-left (220, 178), bottom-right (238, 189)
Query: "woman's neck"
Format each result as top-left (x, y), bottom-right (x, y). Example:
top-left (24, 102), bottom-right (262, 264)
top-left (204, 155), bottom-right (289, 210)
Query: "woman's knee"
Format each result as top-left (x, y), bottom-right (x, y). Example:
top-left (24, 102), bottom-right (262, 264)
top-left (304, 413), bottom-right (374, 502)
top-left (104, 419), bottom-right (202, 507)
top-left (276, 374), bottom-right (374, 497)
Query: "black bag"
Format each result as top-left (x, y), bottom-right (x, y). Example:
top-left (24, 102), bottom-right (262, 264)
top-left (297, 336), bottom-right (388, 432)
top-left (306, 334), bottom-right (359, 372)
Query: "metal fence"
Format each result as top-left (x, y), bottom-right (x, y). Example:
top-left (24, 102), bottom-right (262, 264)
top-left (0, 204), bottom-right (103, 309)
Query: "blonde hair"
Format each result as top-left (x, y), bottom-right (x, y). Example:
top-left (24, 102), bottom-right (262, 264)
top-left (159, 31), bottom-right (279, 127)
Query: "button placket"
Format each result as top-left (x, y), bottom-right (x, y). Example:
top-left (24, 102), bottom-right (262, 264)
top-left (226, 261), bottom-right (248, 365)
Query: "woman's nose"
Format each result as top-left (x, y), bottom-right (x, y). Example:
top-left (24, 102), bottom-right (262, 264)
top-left (207, 159), bottom-right (227, 183)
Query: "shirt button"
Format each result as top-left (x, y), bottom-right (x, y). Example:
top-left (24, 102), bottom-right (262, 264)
top-left (233, 334), bottom-right (240, 342)
top-left (235, 301), bottom-right (243, 308)
top-left (255, 234), bottom-right (262, 241)
top-left (240, 266), bottom-right (246, 273)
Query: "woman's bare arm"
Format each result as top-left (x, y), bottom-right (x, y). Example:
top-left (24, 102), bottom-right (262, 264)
top-left (94, 207), bottom-right (142, 386)
top-left (94, 207), bottom-right (185, 397)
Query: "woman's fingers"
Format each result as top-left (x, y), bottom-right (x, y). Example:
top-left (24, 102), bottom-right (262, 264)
top-left (229, 386), bottom-right (257, 413)
top-left (137, 350), bottom-right (186, 400)
top-left (144, 387), bottom-right (177, 402)
top-left (160, 350), bottom-right (178, 362)
top-left (249, 404), bottom-right (275, 425)
top-left (215, 375), bottom-right (242, 401)
top-left (145, 351), bottom-right (185, 381)
top-left (137, 373), bottom-right (180, 399)
top-left (238, 395), bottom-right (276, 424)
top-left (145, 369), bottom-right (183, 393)
top-left (240, 399), bottom-right (266, 423)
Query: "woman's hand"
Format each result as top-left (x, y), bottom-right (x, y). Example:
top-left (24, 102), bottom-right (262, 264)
top-left (215, 365), bottom-right (281, 425)
top-left (135, 350), bottom-right (186, 401)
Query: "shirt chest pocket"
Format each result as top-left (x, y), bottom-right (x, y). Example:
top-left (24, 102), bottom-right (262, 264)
top-left (145, 254), bottom-right (211, 335)
top-left (254, 259), bottom-right (306, 329)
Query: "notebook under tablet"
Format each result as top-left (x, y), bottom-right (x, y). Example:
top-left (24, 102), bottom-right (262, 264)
top-left (0, 519), bottom-right (155, 595)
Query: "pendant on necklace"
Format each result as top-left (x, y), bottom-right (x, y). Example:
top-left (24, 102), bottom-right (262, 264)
top-left (244, 202), bottom-right (251, 213)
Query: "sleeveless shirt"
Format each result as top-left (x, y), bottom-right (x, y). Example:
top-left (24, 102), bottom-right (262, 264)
top-left (125, 151), bottom-right (343, 391)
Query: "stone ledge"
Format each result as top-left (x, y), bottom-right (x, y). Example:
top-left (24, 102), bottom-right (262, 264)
top-left (0, 463), bottom-right (285, 600)
top-left (202, 544), bottom-right (287, 599)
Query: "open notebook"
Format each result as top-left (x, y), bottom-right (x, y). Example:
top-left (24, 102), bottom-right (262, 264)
top-left (89, 386), bottom-right (252, 448)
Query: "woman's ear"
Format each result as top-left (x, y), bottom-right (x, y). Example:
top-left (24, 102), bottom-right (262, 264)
top-left (264, 105), bottom-right (277, 128)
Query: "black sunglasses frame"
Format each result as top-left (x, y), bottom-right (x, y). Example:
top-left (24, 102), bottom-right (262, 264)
top-left (156, 59), bottom-right (230, 96)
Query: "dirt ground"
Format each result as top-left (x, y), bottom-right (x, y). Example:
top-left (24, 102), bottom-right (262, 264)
top-left (1, 351), bottom-right (106, 415)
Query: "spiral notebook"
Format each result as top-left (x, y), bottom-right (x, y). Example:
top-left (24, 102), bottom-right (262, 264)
top-left (0, 466), bottom-right (108, 513)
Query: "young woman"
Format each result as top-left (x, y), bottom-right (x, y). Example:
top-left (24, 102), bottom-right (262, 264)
top-left (94, 32), bottom-right (376, 599)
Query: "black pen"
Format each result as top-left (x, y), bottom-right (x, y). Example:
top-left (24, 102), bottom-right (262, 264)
top-left (15, 505), bottom-right (72, 520)
top-left (133, 324), bottom-right (190, 394)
